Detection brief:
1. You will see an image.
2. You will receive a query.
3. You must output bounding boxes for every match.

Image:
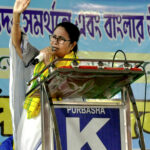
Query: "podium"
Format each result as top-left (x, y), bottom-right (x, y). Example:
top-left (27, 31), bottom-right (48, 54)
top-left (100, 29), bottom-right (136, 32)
top-left (26, 58), bottom-right (145, 150)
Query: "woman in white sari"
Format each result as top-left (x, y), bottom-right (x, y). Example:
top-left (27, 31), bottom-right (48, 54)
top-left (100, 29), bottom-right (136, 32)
top-left (9, 0), bottom-right (80, 149)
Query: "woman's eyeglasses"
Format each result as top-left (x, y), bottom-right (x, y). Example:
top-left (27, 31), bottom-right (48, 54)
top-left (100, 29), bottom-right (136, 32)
top-left (49, 35), bottom-right (70, 44)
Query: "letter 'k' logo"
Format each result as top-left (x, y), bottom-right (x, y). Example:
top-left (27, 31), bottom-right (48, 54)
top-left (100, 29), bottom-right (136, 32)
top-left (66, 118), bottom-right (110, 150)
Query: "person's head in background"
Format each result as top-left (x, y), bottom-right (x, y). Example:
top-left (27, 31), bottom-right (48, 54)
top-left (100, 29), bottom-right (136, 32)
top-left (50, 21), bottom-right (80, 58)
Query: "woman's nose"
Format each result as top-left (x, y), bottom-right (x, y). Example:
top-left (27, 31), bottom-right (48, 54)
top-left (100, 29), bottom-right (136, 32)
top-left (51, 40), bottom-right (58, 45)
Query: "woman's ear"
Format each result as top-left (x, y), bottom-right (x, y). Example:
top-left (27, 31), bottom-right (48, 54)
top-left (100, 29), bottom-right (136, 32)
top-left (70, 41), bottom-right (77, 51)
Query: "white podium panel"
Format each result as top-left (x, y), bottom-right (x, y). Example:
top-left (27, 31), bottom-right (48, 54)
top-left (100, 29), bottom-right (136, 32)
top-left (52, 102), bottom-right (128, 150)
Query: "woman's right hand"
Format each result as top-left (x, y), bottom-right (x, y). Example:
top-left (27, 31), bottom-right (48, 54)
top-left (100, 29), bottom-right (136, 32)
top-left (12, 0), bottom-right (31, 59)
top-left (13, 0), bottom-right (31, 14)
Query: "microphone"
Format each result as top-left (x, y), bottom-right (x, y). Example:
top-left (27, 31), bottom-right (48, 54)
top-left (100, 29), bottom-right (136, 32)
top-left (32, 53), bottom-right (44, 65)
top-left (52, 47), bottom-right (56, 51)
top-left (31, 47), bottom-right (56, 65)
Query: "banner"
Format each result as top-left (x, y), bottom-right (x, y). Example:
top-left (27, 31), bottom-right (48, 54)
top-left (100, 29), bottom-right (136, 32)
top-left (55, 106), bottom-right (124, 150)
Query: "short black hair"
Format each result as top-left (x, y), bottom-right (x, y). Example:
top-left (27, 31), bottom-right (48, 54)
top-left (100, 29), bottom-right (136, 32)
top-left (53, 22), bottom-right (80, 55)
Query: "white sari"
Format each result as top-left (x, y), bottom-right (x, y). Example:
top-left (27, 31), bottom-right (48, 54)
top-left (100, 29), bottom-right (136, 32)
top-left (9, 33), bottom-right (42, 150)
top-left (9, 33), bottom-right (83, 150)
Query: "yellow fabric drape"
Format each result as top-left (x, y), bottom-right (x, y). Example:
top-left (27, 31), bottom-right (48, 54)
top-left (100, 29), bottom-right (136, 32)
top-left (24, 52), bottom-right (76, 118)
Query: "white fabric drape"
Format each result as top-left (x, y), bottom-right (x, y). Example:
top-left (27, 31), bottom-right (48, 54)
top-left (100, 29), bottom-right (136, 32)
top-left (9, 34), bottom-right (34, 147)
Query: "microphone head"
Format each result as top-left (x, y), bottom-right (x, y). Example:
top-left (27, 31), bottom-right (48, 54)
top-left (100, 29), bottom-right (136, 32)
top-left (52, 47), bottom-right (57, 51)
top-left (32, 59), bottom-right (39, 65)
top-left (31, 53), bottom-right (44, 65)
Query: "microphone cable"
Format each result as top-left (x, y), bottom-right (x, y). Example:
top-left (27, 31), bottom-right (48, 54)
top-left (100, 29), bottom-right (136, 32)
top-left (112, 49), bottom-right (127, 67)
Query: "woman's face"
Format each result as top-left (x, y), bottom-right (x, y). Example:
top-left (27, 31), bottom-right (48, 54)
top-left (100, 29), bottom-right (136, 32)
top-left (50, 26), bottom-right (76, 58)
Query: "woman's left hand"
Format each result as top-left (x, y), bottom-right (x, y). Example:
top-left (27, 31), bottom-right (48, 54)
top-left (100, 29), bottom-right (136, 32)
top-left (40, 47), bottom-right (54, 65)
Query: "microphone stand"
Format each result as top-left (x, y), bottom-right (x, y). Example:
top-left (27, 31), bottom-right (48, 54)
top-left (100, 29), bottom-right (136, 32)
top-left (126, 85), bottom-right (145, 150)
top-left (27, 59), bottom-right (63, 150)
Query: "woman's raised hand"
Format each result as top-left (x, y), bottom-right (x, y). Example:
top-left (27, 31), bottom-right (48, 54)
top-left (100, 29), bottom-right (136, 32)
top-left (13, 0), bottom-right (31, 14)
top-left (12, 0), bottom-right (31, 59)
